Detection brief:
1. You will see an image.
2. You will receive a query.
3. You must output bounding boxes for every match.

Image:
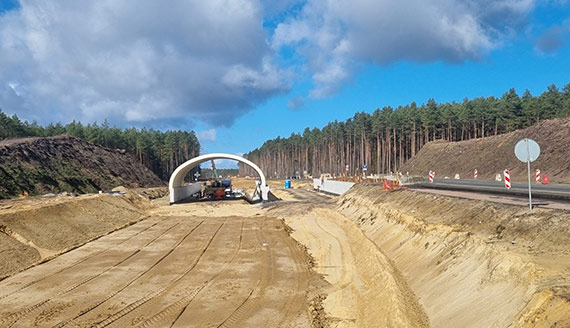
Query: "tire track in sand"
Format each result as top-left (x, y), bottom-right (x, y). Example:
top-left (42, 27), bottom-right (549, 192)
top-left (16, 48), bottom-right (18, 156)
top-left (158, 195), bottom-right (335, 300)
top-left (90, 218), bottom-right (232, 328)
top-left (0, 219), bottom-right (161, 300)
top-left (50, 219), bottom-right (207, 328)
top-left (144, 219), bottom-right (243, 328)
top-left (1, 220), bottom-right (182, 328)
top-left (214, 217), bottom-right (275, 328)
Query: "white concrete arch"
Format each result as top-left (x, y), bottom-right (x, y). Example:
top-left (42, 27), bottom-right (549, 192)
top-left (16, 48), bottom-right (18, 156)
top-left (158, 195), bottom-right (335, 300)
top-left (169, 153), bottom-right (269, 204)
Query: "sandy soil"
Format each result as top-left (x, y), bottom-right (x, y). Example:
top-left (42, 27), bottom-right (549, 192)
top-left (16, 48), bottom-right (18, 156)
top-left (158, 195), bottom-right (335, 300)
top-left (1, 182), bottom-right (569, 327)
top-left (267, 190), bottom-right (429, 328)
top-left (0, 193), bottom-right (148, 279)
top-left (337, 185), bottom-right (570, 327)
top-left (230, 178), bottom-right (314, 196)
top-left (0, 195), bottom-right (313, 327)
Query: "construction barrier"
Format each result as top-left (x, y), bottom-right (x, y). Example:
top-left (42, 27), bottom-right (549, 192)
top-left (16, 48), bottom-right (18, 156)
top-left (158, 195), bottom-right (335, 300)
top-left (382, 179), bottom-right (408, 191)
top-left (429, 171), bottom-right (435, 183)
top-left (169, 182), bottom-right (202, 203)
top-left (504, 170), bottom-right (511, 189)
top-left (313, 179), bottom-right (355, 195)
top-left (536, 169), bottom-right (541, 183)
top-left (399, 176), bottom-right (425, 185)
top-left (474, 169), bottom-right (478, 179)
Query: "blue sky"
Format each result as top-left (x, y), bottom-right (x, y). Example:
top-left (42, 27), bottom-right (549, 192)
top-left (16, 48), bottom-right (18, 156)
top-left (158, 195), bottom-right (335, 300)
top-left (0, 1), bottom-right (569, 168)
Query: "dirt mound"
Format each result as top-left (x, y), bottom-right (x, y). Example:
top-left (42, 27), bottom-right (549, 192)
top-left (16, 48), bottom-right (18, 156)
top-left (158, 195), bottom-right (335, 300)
top-left (337, 185), bottom-right (570, 327)
top-left (131, 187), bottom-right (169, 200)
top-left (0, 193), bottom-right (149, 279)
top-left (401, 117), bottom-right (570, 183)
top-left (0, 135), bottom-right (164, 198)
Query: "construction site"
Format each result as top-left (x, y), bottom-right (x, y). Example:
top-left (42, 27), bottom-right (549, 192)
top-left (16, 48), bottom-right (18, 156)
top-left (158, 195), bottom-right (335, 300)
top-left (0, 170), bottom-right (568, 327)
top-left (1, 1), bottom-right (570, 326)
top-left (0, 118), bottom-right (569, 327)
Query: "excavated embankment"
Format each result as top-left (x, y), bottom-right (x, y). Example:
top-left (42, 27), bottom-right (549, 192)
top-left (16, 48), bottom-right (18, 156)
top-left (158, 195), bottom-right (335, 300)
top-left (337, 185), bottom-right (570, 327)
top-left (0, 135), bottom-right (164, 198)
top-left (401, 116), bottom-right (570, 183)
top-left (0, 193), bottom-right (151, 279)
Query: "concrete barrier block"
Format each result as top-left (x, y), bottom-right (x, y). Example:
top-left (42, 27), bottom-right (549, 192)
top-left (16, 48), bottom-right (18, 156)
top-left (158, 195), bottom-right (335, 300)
top-left (170, 182), bottom-right (202, 203)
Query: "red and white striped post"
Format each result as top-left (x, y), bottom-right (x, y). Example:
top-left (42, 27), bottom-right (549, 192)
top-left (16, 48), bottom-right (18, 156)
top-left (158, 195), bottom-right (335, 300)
top-left (504, 170), bottom-right (511, 189)
top-left (474, 169), bottom-right (478, 179)
top-left (429, 171), bottom-right (435, 183)
top-left (535, 169), bottom-right (541, 183)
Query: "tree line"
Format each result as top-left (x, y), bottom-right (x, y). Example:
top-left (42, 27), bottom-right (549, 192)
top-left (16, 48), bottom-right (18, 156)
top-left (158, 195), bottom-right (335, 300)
top-left (0, 109), bottom-right (200, 180)
top-left (240, 84), bottom-right (570, 178)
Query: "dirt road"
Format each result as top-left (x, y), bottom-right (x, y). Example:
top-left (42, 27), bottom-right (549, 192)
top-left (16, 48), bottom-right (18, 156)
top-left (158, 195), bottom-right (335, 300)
top-left (0, 205), bottom-right (310, 327)
top-left (0, 186), bottom-right (430, 328)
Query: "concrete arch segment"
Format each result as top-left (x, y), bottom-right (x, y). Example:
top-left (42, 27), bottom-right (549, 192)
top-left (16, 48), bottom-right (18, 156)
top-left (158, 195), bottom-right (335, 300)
top-left (169, 153), bottom-right (269, 204)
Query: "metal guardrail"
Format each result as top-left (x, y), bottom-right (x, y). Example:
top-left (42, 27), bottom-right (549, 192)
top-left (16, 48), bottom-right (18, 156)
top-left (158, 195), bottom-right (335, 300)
top-left (414, 178), bottom-right (570, 201)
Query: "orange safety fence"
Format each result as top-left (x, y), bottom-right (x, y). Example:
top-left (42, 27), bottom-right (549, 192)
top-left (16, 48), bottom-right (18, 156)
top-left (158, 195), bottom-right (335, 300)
top-left (381, 179), bottom-right (408, 191)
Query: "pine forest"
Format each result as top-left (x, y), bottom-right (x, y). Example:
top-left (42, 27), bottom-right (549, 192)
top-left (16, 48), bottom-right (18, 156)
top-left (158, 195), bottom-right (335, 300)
top-left (240, 84), bottom-right (570, 178)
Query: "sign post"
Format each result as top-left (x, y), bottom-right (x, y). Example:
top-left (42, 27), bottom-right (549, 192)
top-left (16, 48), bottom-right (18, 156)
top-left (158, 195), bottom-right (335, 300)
top-left (514, 138), bottom-right (540, 210)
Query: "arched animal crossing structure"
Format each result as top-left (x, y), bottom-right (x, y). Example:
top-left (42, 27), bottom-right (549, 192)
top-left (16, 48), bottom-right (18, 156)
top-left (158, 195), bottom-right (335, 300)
top-left (169, 153), bottom-right (270, 204)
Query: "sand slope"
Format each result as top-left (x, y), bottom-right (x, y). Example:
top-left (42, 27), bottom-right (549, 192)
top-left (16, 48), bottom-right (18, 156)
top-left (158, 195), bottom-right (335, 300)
top-left (337, 185), bottom-right (570, 327)
top-left (401, 116), bottom-right (570, 183)
top-left (0, 193), bottom-right (147, 279)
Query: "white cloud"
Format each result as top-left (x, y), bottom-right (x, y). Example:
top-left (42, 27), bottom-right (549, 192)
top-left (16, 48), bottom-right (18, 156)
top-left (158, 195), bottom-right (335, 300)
top-left (213, 158), bottom-right (240, 169)
top-left (199, 157), bottom-right (241, 169)
top-left (0, 0), bottom-right (539, 125)
top-left (272, 0), bottom-right (535, 97)
top-left (196, 128), bottom-right (217, 142)
top-left (0, 0), bottom-right (288, 126)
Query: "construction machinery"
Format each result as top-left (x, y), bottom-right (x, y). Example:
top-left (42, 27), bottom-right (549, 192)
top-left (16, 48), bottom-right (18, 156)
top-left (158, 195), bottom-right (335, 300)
top-left (195, 161), bottom-right (241, 200)
top-left (203, 179), bottom-right (236, 200)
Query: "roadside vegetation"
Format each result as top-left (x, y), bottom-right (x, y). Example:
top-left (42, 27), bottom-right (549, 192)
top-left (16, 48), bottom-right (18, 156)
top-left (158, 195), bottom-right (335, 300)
top-left (0, 111), bottom-right (200, 179)
top-left (242, 84), bottom-right (570, 178)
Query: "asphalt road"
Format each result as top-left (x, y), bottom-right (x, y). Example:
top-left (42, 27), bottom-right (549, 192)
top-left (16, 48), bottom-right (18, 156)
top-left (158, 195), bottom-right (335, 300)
top-left (413, 178), bottom-right (570, 200)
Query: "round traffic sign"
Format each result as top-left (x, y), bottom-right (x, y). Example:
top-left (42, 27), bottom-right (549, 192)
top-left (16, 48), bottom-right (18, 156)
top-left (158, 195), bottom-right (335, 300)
top-left (514, 138), bottom-right (540, 163)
